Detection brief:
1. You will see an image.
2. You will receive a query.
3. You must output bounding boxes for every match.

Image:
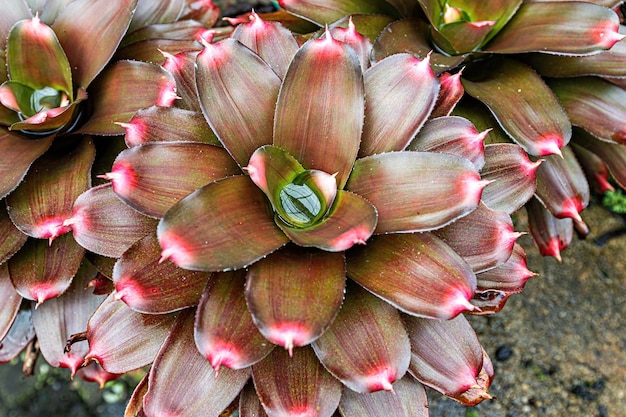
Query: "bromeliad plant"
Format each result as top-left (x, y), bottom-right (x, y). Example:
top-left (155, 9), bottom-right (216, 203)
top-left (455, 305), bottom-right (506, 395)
top-left (70, 13), bottom-right (537, 416)
top-left (0, 0), bottom-right (220, 384)
top-left (275, 0), bottom-right (626, 262)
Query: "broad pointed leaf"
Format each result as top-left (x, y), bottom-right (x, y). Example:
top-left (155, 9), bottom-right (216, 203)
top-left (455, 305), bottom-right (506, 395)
top-left (273, 33), bottom-right (364, 189)
top-left (312, 284), bottom-right (411, 393)
top-left (526, 197), bottom-right (572, 261)
top-left (194, 270), bottom-right (274, 371)
top-left (549, 77), bottom-right (626, 145)
top-left (85, 293), bottom-right (176, 373)
top-left (8, 233), bottom-right (84, 304)
top-left (408, 115), bottom-right (486, 170)
top-left (32, 260), bottom-right (106, 375)
top-left (534, 145), bottom-right (589, 222)
top-left (107, 142), bottom-right (240, 217)
top-left (0, 202), bottom-right (27, 264)
top-left (328, 16), bottom-right (377, 71)
top-left (347, 152), bottom-right (486, 233)
top-left (347, 232), bottom-right (476, 319)
top-left (158, 175), bottom-right (288, 271)
top-left (462, 57), bottom-right (571, 156)
top-left (144, 309), bottom-right (251, 417)
top-left (69, 183), bottom-right (158, 258)
top-left (246, 246), bottom-right (345, 352)
top-left (120, 106), bottom-right (219, 147)
top-left (434, 203), bottom-right (520, 273)
top-left (476, 243), bottom-right (535, 293)
top-left (196, 38), bottom-right (280, 167)
top-left (0, 263), bottom-right (21, 342)
top-left (78, 60), bottom-right (177, 135)
top-left (277, 191), bottom-right (377, 251)
top-left (279, 0), bottom-right (399, 25)
top-left (252, 346), bottom-right (342, 417)
top-left (480, 143), bottom-right (541, 213)
top-left (405, 314), bottom-right (492, 406)
top-left (7, 16), bottom-right (72, 96)
top-left (158, 49), bottom-right (203, 112)
top-left (485, 2), bottom-right (624, 54)
top-left (0, 131), bottom-right (54, 198)
top-left (572, 128), bottom-right (626, 189)
top-left (113, 234), bottom-right (209, 314)
top-left (339, 376), bottom-right (429, 417)
top-left (0, 309), bottom-right (35, 364)
top-left (431, 72), bottom-right (464, 118)
top-left (232, 12), bottom-right (300, 79)
top-left (6, 137), bottom-right (94, 239)
top-left (359, 53), bottom-right (438, 156)
top-left (52, 0), bottom-right (137, 88)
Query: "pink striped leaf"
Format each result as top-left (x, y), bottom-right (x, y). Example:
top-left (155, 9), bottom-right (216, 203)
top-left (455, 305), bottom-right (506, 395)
top-left (106, 142), bottom-right (240, 217)
top-left (549, 77), bottom-right (626, 145)
top-left (84, 293), bottom-right (176, 374)
top-left (196, 38), bottom-right (280, 167)
top-left (69, 183), bottom-right (158, 258)
top-left (6, 137), bottom-right (94, 240)
top-left (409, 115), bottom-right (486, 170)
top-left (526, 197), bottom-right (573, 262)
top-left (338, 376), bottom-right (429, 417)
top-left (462, 57), bottom-right (571, 156)
top-left (480, 143), bottom-right (541, 213)
top-left (32, 260), bottom-right (106, 375)
top-left (194, 270), bottom-right (274, 371)
top-left (571, 127), bottom-right (626, 190)
top-left (347, 232), bottom-right (476, 319)
top-left (0, 309), bottom-right (35, 364)
top-left (434, 203), bottom-right (521, 273)
top-left (534, 145), bottom-right (589, 223)
top-left (246, 246), bottom-right (345, 352)
top-left (359, 53), bottom-right (438, 156)
top-left (347, 152), bottom-right (486, 233)
top-left (8, 233), bottom-right (84, 304)
top-left (273, 32), bottom-right (363, 189)
top-left (113, 234), bottom-right (209, 314)
top-left (0, 203), bottom-right (27, 264)
top-left (252, 346), bottom-right (342, 417)
top-left (120, 106), bottom-right (219, 147)
top-left (143, 309), bottom-right (251, 417)
top-left (405, 314), bottom-right (493, 406)
top-left (312, 284), bottom-right (411, 393)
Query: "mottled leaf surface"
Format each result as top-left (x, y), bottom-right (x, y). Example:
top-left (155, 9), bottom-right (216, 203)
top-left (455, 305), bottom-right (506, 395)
top-left (246, 246), bottom-right (345, 351)
top-left (144, 309), bottom-right (251, 417)
top-left (252, 346), bottom-right (342, 417)
top-left (347, 232), bottom-right (476, 319)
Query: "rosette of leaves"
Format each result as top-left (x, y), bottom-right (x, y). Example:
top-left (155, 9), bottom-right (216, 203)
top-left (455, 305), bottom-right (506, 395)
top-left (0, 0), bottom-right (221, 385)
top-left (274, 0), bottom-right (626, 261)
top-left (82, 15), bottom-right (535, 416)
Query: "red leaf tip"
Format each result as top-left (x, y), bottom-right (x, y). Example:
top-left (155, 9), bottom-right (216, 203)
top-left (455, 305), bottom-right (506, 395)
top-left (158, 231), bottom-right (195, 268)
top-left (364, 367), bottom-right (397, 393)
top-left (535, 134), bottom-right (564, 157)
top-left (34, 216), bottom-right (73, 241)
top-left (592, 20), bottom-right (625, 49)
top-left (203, 339), bottom-right (245, 373)
top-left (103, 161), bottom-right (138, 197)
top-left (329, 225), bottom-right (373, 251)
top-left (266, 322), bottom-right (313, 356)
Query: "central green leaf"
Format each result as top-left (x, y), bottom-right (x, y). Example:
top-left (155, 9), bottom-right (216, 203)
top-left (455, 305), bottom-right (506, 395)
top-left (278, 179), bottom-right (324, 227)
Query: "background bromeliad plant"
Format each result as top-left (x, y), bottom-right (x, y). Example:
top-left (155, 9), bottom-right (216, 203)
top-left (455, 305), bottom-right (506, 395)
top-left (0, 0), bottom-right (622, 416)
top-left (273, 0), bottom-right (626, 262)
